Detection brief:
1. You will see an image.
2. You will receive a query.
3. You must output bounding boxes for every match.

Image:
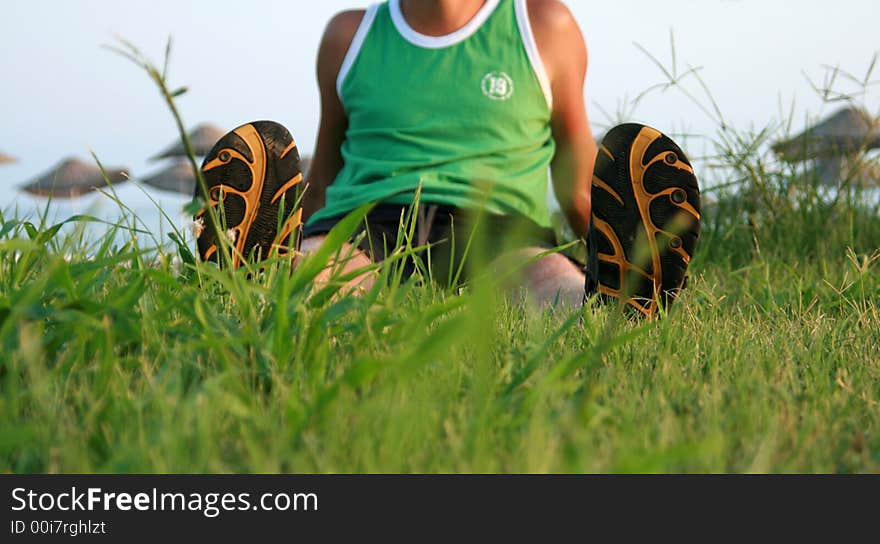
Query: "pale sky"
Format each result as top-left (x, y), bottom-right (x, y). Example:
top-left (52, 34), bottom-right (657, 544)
top-left (1, 0), bottom-right (878, 227)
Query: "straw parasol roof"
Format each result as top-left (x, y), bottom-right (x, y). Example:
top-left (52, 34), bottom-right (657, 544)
top-left (21, 157), bottom-right (129, 198)
top-left (150, 123), bottom-right (226, 161)
top-left (773, 107), bottom-right (880, 162)
top-left (0, 151), bottom-right (17, 165)
top-left (140, 158), bottom-right (197, 194)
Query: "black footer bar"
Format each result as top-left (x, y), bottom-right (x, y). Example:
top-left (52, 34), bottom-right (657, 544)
top-left (1, 475), bottom-right (875, 540)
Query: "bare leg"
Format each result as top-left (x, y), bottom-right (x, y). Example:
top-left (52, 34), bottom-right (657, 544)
top-left (491, 248), bottom-right (585, 308)
top-left (300, 235), bottom-right (376, 294)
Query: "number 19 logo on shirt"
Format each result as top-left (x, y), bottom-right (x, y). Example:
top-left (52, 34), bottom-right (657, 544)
top-left (482, 72), bottom-right (514, 101)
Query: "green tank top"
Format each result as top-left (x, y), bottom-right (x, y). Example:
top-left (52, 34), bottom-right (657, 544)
top-left (308, 0), bottom-right (556, 228)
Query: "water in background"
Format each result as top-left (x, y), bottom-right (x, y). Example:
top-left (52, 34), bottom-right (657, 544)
top-left (1, 182), bottom-right (192, 248)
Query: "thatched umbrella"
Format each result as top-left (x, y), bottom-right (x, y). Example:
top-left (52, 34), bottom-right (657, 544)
top-left (0, 151), bottom-right (17, 165)
top-left (773, 107), bottom-right (880, 187)
top-left (21, 157), bottom-right (129, 198)
top-left (140, 158), bottom-right (197, 194)
top-left (773, 107), bottom-right (880, 160)
top-left (150, 123), bottom-right (226, 161)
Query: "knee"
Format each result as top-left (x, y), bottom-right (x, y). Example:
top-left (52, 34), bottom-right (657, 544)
top-left (300, 235), bottom-right (327, 255)
top-left (492, 249), bottom-right (579, 283)
top-left (491, 249), bottom-right (585, 308)
top-left (298, 235), bottom-right (376, 293)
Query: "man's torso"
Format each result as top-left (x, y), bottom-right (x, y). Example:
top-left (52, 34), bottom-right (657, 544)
top-left (308, 0), bottom-right (557, 229)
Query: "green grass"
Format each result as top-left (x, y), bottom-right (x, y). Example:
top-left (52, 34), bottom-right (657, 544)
top-left (1, 185), bottom-right (878, 473)
top-left (1, 40), bottom-right (878, 474)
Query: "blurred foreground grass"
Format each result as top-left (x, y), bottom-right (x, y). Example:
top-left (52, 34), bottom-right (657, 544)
top-left (0, 185), bottom-right (878, 473)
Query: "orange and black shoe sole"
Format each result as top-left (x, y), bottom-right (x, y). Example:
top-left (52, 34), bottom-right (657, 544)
top-left (194, 121), bottom-right (304, 267)
top-left (586, 123), bottom-right (701, 318)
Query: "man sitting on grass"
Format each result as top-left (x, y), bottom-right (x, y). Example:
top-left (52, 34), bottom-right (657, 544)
top-left (194, 0), bottom-right (701, 317)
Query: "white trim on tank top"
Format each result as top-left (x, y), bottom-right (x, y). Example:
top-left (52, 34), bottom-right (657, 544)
top-left (336, 3), bottom-right (382, 100)
top-left (389, 0), bottom-right (501, 49)
top-left (514, 0), bottom-right (553, 110)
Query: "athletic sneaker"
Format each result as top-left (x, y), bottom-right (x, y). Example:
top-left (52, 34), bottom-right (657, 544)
top-left (193, 121), bottom-right (304, 267)
top-left (585, 123), bottom-right (701, 318)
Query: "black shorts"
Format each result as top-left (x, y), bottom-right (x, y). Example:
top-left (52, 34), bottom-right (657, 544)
top-left (303, 204), bottom-right (559, 282)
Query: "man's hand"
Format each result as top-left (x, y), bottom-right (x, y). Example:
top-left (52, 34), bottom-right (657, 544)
top-left (529, 0), bottom-right (596, 237)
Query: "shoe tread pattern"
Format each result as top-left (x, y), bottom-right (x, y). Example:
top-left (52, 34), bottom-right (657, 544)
top-left (194, 121), bottom-right (303, 267)
top-left (587, 123), bottom-right (701, 317)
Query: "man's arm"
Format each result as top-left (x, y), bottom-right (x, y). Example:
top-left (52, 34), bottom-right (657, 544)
top-left (529, 0), bottom-right (596, 237)
top-left (302, 10), bottom-right (364, 222)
